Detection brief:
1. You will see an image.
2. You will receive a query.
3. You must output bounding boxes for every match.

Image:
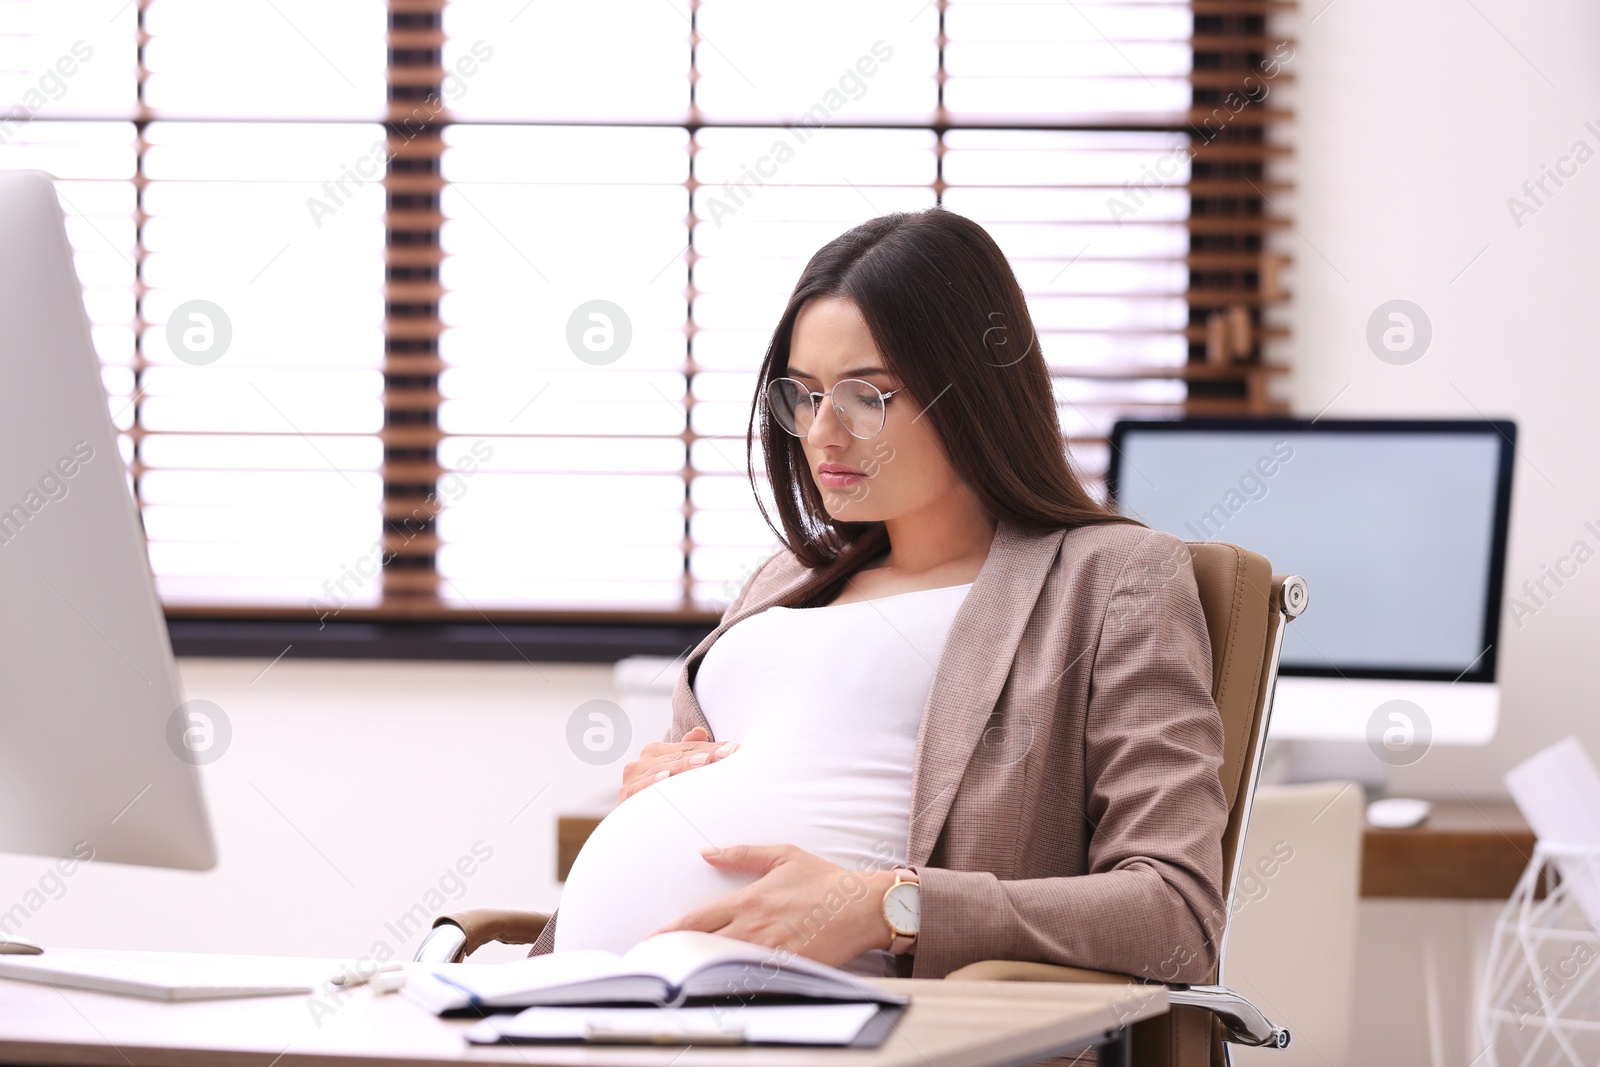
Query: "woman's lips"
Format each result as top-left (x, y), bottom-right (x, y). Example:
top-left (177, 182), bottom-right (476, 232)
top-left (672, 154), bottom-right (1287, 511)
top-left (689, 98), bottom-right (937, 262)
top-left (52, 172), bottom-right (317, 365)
top-left (818, 467), bottom-right (865, 487)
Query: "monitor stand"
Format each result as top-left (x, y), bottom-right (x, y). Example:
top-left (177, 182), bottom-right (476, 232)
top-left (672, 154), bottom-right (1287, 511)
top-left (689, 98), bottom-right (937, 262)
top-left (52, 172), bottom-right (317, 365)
top-left (1263, 739), bottom-right (1450, 828)
top-left (1272, 738), bottom-right (1391, 795)
top-left (1261, 675), bottom-right (1501, 796)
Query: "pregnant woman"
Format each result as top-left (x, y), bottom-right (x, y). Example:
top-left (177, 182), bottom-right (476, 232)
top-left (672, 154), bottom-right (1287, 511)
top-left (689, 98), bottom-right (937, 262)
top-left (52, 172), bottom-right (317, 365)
top-left (530, 207), bottom-right (1229, 985)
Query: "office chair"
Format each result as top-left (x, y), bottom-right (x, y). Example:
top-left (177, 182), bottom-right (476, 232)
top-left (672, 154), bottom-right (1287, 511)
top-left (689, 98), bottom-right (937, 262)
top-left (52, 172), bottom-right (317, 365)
top-left (941, 543), bottom-right (1305, 1067)
top-left (415, 541), bottom-right (1307, 1067)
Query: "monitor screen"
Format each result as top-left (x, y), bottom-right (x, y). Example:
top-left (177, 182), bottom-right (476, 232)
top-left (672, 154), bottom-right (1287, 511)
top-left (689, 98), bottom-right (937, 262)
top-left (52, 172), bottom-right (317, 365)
top-left (1108, 419), bottom-right (1516, 683)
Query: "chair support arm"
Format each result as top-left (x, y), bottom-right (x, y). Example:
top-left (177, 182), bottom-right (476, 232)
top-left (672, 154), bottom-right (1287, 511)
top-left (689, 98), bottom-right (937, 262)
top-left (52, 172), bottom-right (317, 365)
top-left (413, 922), bottom-right (467, 964)
top-left (412, 907), bottom-right (552, 964)
top-left (1168, 985), bottom-right (1290, 1048)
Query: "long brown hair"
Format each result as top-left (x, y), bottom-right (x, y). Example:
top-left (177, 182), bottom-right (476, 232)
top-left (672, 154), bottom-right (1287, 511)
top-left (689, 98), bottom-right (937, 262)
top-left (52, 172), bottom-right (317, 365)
top-left (747, 207), bottom-right (1143, 595)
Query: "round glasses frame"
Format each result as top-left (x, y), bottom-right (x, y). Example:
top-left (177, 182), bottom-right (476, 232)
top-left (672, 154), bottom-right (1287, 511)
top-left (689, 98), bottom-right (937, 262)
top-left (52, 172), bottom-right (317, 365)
top-left (765, 377), bottom-right (904, 441)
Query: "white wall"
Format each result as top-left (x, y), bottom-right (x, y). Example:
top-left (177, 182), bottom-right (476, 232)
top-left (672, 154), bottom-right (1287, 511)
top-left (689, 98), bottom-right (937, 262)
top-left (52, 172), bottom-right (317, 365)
top-left (0, 657), bottom-right (675, 965)
top-left (1270, 1), bottom-right (1600, 1063)
top-left (1272, 0), bottom-right (1600, 790)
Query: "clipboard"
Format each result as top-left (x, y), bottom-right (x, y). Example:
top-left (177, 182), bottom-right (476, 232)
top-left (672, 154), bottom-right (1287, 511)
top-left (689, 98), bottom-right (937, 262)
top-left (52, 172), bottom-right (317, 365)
top-left (465, 1001), bottom-right (907, 1048)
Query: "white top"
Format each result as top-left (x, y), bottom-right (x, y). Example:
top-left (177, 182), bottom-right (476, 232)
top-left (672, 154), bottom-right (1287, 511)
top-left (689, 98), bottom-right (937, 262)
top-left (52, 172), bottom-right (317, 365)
top-left (554, 582), bottom-right (975, 976)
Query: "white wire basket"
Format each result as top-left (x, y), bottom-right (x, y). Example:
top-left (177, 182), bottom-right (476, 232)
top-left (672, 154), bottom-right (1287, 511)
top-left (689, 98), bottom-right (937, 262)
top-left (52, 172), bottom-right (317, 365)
top-left (1479, 842), bottom-right (1600, 1067)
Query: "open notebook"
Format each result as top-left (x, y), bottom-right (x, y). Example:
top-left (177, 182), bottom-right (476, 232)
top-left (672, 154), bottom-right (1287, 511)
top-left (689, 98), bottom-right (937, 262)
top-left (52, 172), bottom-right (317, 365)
top-left (402, 931), bottom-right (909, 1015)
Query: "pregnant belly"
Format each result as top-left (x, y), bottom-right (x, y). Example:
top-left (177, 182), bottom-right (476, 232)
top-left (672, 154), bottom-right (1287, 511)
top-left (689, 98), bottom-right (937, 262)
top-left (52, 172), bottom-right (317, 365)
top-left (554, 751), bottom-right (900, 975)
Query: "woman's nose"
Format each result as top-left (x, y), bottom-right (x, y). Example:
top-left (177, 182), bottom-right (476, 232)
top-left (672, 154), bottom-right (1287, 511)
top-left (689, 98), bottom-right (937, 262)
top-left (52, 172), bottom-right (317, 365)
top-left (806, 391), bottom-right (852, 443)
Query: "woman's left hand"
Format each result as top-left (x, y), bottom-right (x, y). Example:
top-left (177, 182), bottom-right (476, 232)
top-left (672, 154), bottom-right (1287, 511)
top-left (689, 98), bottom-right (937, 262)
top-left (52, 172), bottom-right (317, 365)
top-left (646, 844), bottom-right (895, 968)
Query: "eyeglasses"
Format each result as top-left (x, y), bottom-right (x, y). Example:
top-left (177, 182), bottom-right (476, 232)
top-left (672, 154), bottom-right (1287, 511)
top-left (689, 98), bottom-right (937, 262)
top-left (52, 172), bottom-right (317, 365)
top-left (765, 377), bottom-right (903, 441)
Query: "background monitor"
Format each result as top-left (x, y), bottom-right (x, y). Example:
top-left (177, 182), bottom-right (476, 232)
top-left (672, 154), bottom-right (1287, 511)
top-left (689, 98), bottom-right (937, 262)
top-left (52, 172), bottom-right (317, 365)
top-left (0, 170), bottom-right (216, 871)
top-left (1107, 416), bottom-right (1516, 748)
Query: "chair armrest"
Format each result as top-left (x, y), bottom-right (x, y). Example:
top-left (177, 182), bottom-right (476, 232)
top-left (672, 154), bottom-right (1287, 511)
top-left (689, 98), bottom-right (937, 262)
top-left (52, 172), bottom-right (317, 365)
top-left (413, 908), bottom-right (552, 964)
top-left (945, 960), bottom-right (1137, 985)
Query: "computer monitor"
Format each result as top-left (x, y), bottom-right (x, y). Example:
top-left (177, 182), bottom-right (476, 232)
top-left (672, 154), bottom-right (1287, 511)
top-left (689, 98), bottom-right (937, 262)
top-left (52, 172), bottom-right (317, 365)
top-left (0, 170), bottom-right (216, 886)
top-left (1107, 416), bottom-right (1516, 749)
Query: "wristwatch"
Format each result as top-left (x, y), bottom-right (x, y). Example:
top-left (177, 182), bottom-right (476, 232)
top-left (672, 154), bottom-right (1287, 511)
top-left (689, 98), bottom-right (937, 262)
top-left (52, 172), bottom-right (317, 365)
top-left (881, 866), bottom-right (920, 954)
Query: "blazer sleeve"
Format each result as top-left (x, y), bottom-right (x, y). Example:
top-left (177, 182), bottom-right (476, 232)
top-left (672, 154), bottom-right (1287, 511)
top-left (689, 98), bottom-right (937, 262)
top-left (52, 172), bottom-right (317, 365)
top-left (911, 529), bottom-right (1229, 983)
top-left (527, 549), bottom-right (788, 959)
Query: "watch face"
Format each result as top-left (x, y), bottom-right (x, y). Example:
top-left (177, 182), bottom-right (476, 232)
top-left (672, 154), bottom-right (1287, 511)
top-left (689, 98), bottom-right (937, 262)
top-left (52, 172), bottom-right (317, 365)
top-left (884, 882), bottom-right (920, 935)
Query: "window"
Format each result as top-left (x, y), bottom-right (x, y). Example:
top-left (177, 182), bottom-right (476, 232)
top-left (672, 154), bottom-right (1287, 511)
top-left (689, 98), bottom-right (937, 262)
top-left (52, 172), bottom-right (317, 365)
top-left (1, 0), bottom-right (1289, 624)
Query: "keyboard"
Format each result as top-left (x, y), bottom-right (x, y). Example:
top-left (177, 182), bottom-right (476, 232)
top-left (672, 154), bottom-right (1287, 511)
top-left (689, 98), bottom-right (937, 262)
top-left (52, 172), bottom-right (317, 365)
top-left (0, 948), bottom-right (339, 1001)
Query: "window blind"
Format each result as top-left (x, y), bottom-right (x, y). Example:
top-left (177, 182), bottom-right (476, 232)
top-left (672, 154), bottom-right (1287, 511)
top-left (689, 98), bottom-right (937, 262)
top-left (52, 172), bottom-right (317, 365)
top-left (0, 0), bottom-right (1292, 624)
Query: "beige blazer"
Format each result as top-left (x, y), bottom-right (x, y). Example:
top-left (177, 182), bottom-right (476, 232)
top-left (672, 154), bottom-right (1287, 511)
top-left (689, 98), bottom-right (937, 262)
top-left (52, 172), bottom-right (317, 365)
top-left (529, 519), bottom-right (1228, 984)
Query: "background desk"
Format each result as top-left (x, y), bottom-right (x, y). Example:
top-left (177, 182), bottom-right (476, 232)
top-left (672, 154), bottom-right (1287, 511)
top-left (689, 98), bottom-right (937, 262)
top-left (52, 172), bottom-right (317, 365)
top-left (1358, 799), bottom-right (1533, 899)
top-left (0, 960), bottom-right (1165, 1067)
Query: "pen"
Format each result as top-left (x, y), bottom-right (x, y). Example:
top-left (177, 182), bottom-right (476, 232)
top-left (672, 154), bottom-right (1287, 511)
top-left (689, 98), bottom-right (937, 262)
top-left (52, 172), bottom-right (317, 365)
top-left (331, 961), bottom-right (403, 988)
top-left (585, 1027), bottom-right (746, 1045)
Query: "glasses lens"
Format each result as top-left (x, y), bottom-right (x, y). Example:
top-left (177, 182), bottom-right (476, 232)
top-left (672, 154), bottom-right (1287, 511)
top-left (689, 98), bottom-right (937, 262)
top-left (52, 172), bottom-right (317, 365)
top-left (766, 379), bottom-right (811, 436)
top-left (833, 379), bottom-right (887, 439)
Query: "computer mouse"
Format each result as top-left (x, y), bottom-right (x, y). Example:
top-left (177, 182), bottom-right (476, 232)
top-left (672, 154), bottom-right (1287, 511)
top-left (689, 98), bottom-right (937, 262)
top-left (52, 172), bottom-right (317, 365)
top-left (1367, 797), bottom-right (1432, 829)
top-left (0, 937), bottom-right (44, 955)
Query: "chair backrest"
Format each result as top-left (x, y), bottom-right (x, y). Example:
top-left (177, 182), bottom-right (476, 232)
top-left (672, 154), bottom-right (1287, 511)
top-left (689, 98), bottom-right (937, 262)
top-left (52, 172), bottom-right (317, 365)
top-left (1183, 541), bottom-right (1307, 982)
top-left (1225, 782), bottom-right (1363, 1067)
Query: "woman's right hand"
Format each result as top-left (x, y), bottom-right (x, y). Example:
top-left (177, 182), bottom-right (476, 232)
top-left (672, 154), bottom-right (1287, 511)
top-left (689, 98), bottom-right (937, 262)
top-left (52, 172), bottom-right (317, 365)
top-left (617, 727), bottom-right (739, 804)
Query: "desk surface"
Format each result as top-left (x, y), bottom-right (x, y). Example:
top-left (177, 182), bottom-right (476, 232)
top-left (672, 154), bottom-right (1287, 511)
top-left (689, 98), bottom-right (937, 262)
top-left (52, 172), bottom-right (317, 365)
top-left (0, 953), bottom-right (1165, 1067)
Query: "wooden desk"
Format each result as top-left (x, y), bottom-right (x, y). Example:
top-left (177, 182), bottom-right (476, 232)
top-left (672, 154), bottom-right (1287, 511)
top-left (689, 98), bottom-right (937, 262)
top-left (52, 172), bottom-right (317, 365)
top-left (1360, 798), bottom-right (1535, 900)
top-left (558, 814), bottom-right (606, 880)
top-left (563, 800), bottom-right (1538, 901)
top-left (0, 954), bottom-right (1165, 1067)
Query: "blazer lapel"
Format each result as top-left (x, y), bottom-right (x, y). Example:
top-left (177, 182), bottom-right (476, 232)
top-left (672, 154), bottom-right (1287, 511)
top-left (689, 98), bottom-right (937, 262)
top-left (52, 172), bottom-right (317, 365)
top-left (670, 519), bottom-right (1066, 866)
top-left (904, 521), bottom-right (1064, 866)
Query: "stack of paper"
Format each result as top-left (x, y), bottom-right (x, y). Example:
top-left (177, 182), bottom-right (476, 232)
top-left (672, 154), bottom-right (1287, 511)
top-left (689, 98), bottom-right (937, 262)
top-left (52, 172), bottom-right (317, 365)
top-left (1505, 736), bottom-right (1600, 926)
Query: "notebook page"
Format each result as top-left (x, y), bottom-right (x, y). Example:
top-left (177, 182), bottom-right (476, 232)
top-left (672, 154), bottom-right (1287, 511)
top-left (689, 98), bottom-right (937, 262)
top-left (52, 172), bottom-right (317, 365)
top-left (426, 949), bottom-right (631, 1003)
